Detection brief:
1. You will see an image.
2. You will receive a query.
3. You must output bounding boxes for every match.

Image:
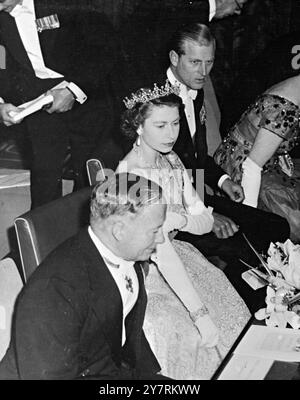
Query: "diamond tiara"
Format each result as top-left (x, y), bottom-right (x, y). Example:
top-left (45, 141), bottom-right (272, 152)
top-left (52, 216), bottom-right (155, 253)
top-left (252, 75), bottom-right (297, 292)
top-left (123, 80), bottom-right (180, 109)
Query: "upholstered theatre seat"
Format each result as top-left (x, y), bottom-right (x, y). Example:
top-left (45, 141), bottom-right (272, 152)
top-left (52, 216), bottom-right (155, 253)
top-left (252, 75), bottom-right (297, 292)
top-left (86, 158), bottom-right (106, 186)
top-left (14, 186), bottom-right (93, 282)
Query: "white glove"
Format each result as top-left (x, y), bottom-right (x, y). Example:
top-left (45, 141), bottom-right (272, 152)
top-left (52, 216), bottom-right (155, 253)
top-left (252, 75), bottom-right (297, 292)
top-left (181, 206), bottom-right (214, 235)
top-left (241, 157), bottom-right (262, 208)
top-left (194, 314), bottom-right (219, 347)
top-left (163, 211), bottom-right (186, 234)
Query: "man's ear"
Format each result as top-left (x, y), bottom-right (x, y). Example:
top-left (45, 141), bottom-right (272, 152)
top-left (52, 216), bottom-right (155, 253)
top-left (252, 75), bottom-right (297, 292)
top-left (112, 220), bottom-right (125, 241)
top-left (169, 50), bottom-right (179, 67)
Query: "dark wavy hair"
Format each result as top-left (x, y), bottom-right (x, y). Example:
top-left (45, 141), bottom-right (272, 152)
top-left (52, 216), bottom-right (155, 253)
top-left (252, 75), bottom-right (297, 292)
top-left (169, 23), bottom-right (215, 56)
top-left (121, 92), bottom-right (184, 140)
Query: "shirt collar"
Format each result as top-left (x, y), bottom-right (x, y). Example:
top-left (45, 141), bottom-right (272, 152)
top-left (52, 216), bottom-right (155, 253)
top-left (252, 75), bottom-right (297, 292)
top-left (167, 67), bottom-right (197, 101)
top-left (88, 226), bottom-right (134, 269)
top-left (10, 0), bottom-right (34, 18)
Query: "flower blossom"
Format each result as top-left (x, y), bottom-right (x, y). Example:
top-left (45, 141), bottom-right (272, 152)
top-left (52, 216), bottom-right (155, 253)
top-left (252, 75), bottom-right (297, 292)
top-left (255, 286), bottom-right (300, 329)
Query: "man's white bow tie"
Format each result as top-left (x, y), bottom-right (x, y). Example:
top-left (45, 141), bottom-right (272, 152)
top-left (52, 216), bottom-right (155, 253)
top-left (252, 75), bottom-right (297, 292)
top-left (181, 87), bottom-right (197, 102)
top-left (173, 79), bottom-right (197, 101)
top-left (187, 89), bottom-right (197, 100)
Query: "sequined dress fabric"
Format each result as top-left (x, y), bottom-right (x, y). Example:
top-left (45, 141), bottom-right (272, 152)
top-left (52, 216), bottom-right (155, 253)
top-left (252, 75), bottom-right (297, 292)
top-left (214, 94), bottom-right (300, 242)
top-left (140, 152), bottom-right (250, 380)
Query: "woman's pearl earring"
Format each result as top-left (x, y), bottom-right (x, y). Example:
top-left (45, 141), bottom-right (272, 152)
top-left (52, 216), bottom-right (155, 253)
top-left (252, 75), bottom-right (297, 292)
top-left (136, 128), bottom-right (142, 146)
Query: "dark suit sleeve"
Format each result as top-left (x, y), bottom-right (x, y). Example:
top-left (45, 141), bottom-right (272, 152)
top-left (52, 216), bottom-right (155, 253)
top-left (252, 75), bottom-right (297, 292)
top-left (0, 67), bottom-right (9, 100)
top-left (0, 34), bottom-right (11, 101)
top-left (204, 155), bottom-right (228, 190)
top-left (12, 278), bottom-right (123, 380)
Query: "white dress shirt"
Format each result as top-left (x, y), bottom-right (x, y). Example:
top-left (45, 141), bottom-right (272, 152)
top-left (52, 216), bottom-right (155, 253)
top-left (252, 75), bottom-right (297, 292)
top-left (209, 0), bottom-right (217, 21)
top-left (167, 67), bottom-right (229, 189)
top-left (9, 0), bottom-right (87, 104)
top-left (167, 67), bottom-right (197, 141)
top-left (88, 227), bottom-right (139, 346)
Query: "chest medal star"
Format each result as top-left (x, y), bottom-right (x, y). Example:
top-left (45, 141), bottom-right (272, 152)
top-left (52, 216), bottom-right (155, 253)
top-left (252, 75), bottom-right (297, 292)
top-left (124, 275), bottom-right (134, 293)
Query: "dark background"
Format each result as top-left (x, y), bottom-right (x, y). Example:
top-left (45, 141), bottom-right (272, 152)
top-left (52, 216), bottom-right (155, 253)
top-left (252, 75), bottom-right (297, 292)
top-left (92, 0), bottom-right (300, 133)
top-left (1, 0), bottom-right (300, 163)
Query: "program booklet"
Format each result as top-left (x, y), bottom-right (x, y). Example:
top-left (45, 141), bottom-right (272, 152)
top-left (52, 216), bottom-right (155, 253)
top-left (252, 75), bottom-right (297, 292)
top-left (217, 325), bottom-right (300, 380)
top-left (10, 80), bottom-right (69, 122)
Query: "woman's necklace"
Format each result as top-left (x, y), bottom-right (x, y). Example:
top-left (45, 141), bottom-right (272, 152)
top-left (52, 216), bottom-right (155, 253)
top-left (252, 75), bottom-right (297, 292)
top-left (133, 141), bottom-right (162, 169)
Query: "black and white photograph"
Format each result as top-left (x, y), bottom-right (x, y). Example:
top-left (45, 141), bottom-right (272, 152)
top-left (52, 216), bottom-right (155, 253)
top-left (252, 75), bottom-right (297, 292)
top-left (0, 0), bottom-right (299, 385)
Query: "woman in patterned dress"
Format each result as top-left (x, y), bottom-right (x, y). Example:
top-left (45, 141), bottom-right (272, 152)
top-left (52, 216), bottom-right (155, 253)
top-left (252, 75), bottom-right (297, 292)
top-left (117, 82), bottom-right (250, 380)
top-left (214, 75), bottom-right (300, 242)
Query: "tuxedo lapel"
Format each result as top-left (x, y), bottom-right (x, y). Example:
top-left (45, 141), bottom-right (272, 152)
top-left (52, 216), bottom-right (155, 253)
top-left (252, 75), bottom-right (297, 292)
top-left (80, 231), bottom-right (149, 370)
top-left (0, 12), bottom-right (33, 72)
top-left (194, 89), bottom-right (208, 169)
top-left (123, 262), bottom-right (147, 366)
top-left (161, 71), bottom-right (196, 169)
top-left (173, 95), bottom-right (198, 170)
top-left (176, 110), bottom-right (194, 151)
top-left (79, 232), bottom-right (124, 365)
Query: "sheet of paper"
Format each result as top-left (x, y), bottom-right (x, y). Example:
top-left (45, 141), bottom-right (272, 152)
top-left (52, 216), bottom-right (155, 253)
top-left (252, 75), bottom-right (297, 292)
top-left (242, 270), bottom-right (268, 290)
top-left (12, 94), bottom-right (54, 122)
top-left (10, 80), bottom-right (69, 122)
top-left (18, 80), bottom-right (69, 109)
top-left (218, 354), bottom-right (274, 380)
top-left (234, 325), bottom-right (300, 362)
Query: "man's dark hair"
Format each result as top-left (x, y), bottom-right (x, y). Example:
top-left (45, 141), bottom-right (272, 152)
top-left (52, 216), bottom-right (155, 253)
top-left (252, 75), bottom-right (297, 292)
top-left (169, 23), bottom-right (215, 56)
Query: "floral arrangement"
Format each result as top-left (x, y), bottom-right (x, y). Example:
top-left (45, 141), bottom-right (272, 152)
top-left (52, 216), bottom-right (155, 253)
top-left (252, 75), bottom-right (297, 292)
top-left (253, 239), bottom-right (300, 329)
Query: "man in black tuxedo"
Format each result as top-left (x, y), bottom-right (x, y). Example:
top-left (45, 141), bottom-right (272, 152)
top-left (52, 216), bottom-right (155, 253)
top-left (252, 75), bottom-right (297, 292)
top-left (0, 0), bottom-right (123, 208)
top-left (121, 0), bottom-right (248, 85)
top-left (157, 23), bottom-right (289, 312)
top-left (0, 173), bottom-right (167, 380)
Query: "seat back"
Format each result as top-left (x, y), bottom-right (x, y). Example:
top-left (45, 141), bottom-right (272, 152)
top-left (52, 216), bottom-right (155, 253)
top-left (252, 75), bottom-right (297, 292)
top-left (0, 258), bottom-right (23, 361)
top-left (14, 186), bottom-right (92, 282)
top-left (86, 158), bottom-right (106, 186)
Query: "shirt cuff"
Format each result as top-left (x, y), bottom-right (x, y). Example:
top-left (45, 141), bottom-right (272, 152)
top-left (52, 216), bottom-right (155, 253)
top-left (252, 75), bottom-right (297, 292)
top-left (218, 174), bottom-right (230, 189)
top-left (0, 97), bottom-right (5, 104)
top-left (67, 82), bottom-right (87, 104)
top-left (209, 0), bottom-right (216, 21)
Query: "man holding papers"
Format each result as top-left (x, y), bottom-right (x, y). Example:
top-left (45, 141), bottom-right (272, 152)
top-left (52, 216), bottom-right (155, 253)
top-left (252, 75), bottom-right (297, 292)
top-left (0, 0), bottom-right (121, 207)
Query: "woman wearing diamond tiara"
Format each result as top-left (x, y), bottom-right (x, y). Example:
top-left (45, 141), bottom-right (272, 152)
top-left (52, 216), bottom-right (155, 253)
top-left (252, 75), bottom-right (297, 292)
top-left (117, 81), bottom-right (250, 380)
